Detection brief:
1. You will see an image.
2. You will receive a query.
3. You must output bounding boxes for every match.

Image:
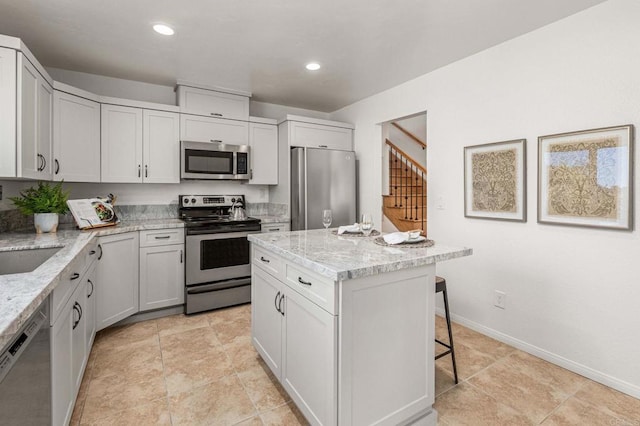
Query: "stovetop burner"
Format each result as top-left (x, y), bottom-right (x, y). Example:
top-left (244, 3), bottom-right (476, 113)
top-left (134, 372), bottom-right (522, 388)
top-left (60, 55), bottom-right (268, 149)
top-left (179, 194), bottom-right (261, 230)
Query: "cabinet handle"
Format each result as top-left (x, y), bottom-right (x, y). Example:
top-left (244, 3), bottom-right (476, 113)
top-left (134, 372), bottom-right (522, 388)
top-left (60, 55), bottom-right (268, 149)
top-left (72, 302), bottom-right (82, 330)
top-left (138, 165), bottom-right (141, 177)
top-left (70, 272), bottom-right (80, 280)
top-left (87, 279), bottom-right (94, 298)
top-left (250, 169), bottom-right (253, 180)
top-left (210, 139), bottom-right (222, 143)
top-left (41, 155), bottom-right (46, 172)
top-left (97, 244), bottom-right (103, 260)
top-left (279, 294), bottom-right (285, 316)
top-left (37, 154), bottom-right (43, 171)
top-left (274, 291), bottom-right (281, 313)
top-left (297, 277), bottom-right (312, 286)
top-left (180, 250), bottom-right (183, 264)
top-left (318, 145), bottom-right (328, 148)
top-left (210, 113), bottom-right (223, 117)
top-left (145, 164), bottom-right (148, 178)
top-left (155, 235), bottom-right (171, 239)
top-left (260, 256), bottom-right (270, 263)
top-left (268, 228), bottom-right (280, 232)
top-left (54, 159), bottom-right (60, 175)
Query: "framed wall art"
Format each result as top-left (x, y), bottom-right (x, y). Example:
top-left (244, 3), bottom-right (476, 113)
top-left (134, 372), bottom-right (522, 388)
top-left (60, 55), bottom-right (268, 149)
top-left (538, 124), bottom-right (634, 230)
top-left (464, 139), bottom-right (527, 222)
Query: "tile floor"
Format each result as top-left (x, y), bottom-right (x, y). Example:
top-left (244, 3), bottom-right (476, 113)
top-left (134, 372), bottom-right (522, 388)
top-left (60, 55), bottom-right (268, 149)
top-left (70, 304), bottom-right (640, 425)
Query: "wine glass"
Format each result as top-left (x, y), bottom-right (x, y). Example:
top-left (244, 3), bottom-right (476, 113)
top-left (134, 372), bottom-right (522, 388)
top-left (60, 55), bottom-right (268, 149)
top-left (360, 213), bottom-right (373, 236)
top-left (322, 209), bottom-right (332, 230)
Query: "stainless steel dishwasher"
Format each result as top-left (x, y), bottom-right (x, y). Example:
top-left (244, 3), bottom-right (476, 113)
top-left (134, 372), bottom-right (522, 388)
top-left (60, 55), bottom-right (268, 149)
top-left (0, 298), bottom-right (51, 425)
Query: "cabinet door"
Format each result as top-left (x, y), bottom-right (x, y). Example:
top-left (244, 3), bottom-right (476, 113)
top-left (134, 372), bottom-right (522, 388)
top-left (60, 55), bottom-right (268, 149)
top-left (177, 86), bottom-right (249, 120)
top-left (249, 122), bottom-right (278, 185)
top-left (51, 297), bottom-right (74, 426)
top-left (70, 281), bottom-right (87, 394)
top-left (139, 243), bottom-right (185, 311)
top-left (53, 91), bottom-right (101, 182)
top-left (0, 47), bottom-right (16, 177)
top-left (85, 263), bottom-right (97, 350)
top-left (290, 121), bottom-right (353, 151)
top-left (96, 232), bottom-right (140, 330)
top-left (180, 114), bottom-right (249, 145)
top-left (251, 267), bottom-right (283, 378)
top-left (282, 289), bottom-right (337, 426)
top-left (18, 54), bottom-right (39, 179)
top-left (143, 109), bottom-right (180, 183)
top-left (37, 78), bottom-right (53, 179)
top-left (101, 104), bottom-right (143, 182)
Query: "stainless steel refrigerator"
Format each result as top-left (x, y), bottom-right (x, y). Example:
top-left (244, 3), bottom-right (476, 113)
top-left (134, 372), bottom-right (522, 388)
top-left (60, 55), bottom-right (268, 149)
top-left (291, 147), bottom-right (356, 231)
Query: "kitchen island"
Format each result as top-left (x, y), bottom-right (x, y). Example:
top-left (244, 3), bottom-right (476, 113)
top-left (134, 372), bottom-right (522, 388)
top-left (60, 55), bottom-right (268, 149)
top-left (248, 229), bottom-right (472, 426)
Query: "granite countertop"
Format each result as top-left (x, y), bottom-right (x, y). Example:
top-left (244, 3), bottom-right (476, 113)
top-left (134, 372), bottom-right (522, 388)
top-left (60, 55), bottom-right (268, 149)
top-left (252, 215), bottom-right (290, 224)
top-left (248, 229), bottom-right (472, 281)
top-left (0, 219), bottom-right (184, 350)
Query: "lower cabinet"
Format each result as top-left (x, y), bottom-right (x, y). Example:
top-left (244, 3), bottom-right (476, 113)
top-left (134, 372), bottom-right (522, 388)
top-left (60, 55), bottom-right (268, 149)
top-left (252, 262), bottom-right (337, 426)
top-left (261, 222), bottom-right (290, 233)
top-left (84, 262), bottom-right (97, 352)
top-left (139, 243), bottom-right (185, 311)
top-left (96, 232), bottom-right (139, 331)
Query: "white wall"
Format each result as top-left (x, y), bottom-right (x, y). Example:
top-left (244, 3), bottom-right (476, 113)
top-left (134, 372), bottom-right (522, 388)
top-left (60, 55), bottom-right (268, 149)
top-left (332, 0), bottom-right (640, 397)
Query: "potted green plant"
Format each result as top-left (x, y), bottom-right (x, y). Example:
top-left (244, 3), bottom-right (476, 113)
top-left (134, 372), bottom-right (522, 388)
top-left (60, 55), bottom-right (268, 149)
top-left (10, 181), bottom-right (70, 233)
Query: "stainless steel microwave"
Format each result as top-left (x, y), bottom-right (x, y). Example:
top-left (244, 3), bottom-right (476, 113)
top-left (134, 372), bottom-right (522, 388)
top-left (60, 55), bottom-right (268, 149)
top-left (181, 141), bottom-right (250, 180)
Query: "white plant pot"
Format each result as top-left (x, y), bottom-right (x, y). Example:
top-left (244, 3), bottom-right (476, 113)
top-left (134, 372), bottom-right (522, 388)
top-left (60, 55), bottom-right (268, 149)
top-left (34, 213), bottom-right (59, 234)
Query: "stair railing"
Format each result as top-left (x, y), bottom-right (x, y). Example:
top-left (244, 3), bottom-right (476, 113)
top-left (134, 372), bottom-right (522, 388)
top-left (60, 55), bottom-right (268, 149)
top-left (386, 139), bottom-right (426, 233)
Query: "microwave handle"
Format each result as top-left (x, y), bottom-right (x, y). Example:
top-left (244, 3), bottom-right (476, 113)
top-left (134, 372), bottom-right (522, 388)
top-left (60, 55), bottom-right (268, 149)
top-left (232, 151), bottom-right (238, 175)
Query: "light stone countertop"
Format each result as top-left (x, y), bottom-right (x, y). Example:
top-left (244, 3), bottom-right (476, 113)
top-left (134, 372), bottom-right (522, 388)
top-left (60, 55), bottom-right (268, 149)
top-left (248, 229), bottom-right (472, 281)
top-left (0, 219), bottom-right (184, 350)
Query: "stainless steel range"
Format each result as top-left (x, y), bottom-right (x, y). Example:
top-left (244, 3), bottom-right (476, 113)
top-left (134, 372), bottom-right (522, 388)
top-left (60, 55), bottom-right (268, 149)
top-left (180, 195), bottom-right (261, 315)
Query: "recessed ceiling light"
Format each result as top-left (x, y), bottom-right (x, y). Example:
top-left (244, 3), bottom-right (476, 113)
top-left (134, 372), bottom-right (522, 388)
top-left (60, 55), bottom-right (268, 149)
top-left (153, 24), bottom-right (175, 36)
top-left (306, 62), bottom-right (321, 71)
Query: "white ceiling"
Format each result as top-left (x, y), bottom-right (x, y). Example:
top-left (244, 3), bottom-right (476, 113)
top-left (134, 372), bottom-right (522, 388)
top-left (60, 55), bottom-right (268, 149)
top-left (0, 0), bottom-right (606, 112)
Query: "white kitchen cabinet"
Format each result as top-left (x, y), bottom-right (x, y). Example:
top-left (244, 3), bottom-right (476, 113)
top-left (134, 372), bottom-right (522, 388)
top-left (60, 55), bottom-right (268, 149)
top-left (0, 47), bottom-right (16, 177)
top-left (261, 222), bottom-right (290, 233)
top-left (180, 113), bottom-right (249, 145)
top-left (84, 262), bottom-right (97, 350)
top-left (51, 293), bottom-right (74, 426)
top-left (252, 251), bottom-right (337, 426)
top-left (139, 242), bottom-right (185, 311)
top-left (288, 119), bottom-right (353, 151)
top-left (177, 85), bottom-right (249, 120)
top-left (70, 279), bottom-right (86, 394)
top-left (53, 90), bottom-right (101, 182)
top-left (18, 53), bottom-right (53, 180)
top-left (142, 109), bottom-right (180, 183)
top-left (249, 120), bottom-right (278, 185)
top-left (102, 104), bottom-right (180, 183)
top-left (101, 104), bottom-right (143, 182)
top-left (96, 232), bottom-right (139, 330)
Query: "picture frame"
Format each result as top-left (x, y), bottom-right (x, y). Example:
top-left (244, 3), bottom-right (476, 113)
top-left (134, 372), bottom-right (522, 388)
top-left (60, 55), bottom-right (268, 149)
top-left (538, 124), bottom-right (634, 230)
top-left (464, 139), bottom-right (527, 222)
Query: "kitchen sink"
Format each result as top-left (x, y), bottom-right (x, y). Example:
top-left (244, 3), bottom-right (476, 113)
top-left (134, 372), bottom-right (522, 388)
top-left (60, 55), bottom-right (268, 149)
top-left (0, 247), bottom-right (62, 275)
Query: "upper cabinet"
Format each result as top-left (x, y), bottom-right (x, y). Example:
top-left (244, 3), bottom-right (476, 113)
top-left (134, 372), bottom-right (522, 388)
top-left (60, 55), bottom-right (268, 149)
top-left (282, 115), bottom-right (354, 152)
top-left (176, 84), bottom-right (250, 120)
top-left (0, 47), bottom-right (53, 179)
top-left (249, 117), bottom-right (278, 185)
top-left (53, 89), bottom-right (101, 182)
top-left (180, 113), bottom-right (249, 145)
top-left (101, 104), bottom-right (180, 183)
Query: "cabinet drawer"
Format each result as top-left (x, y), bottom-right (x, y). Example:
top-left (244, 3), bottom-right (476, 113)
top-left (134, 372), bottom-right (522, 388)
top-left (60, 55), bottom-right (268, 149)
top-left (51, 258), bottom-right (85, 325)
top-left (290, 121), bottom-right (353, 151)
top-left (180, 114), bottom-right (249, 145)
top-left (252, 246), bottom-right (282, 280)
top-left (139, 228), bottom-right (184, 247)
top-left (285, 264), bottom-right (336, 314)
top-left (177, 86), bottom-right (249, 120)
top-left (261, 223), bottom-right (290, 233)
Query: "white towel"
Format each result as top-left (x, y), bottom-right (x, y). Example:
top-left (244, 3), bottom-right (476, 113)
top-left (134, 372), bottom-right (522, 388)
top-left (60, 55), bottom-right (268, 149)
top-left (337, 223), bottom-right (361, 234)
top-left (383, 231), bottom-right (421, 244)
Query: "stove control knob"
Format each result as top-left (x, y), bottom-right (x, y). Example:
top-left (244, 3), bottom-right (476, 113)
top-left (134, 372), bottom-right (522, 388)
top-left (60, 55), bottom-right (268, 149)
top-left (183, 198), bottom-right (189, 204)
top-left (231, 197), bottom-right (236, 203)
top-left (191, 198), bottom-right (197, 204)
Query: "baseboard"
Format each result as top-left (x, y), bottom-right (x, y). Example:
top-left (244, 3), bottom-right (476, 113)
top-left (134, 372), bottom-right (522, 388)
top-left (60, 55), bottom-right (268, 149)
top-left (114, 305), bottom-right (184, 326)
top-left (435, 309), bottom-right (640, 399)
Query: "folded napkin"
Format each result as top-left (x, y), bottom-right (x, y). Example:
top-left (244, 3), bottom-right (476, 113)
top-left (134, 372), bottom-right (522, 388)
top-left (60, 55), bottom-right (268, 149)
top-left (383, 231), bottom-right (421, 245)
top-left (337, 223), bottom-right (361, 234)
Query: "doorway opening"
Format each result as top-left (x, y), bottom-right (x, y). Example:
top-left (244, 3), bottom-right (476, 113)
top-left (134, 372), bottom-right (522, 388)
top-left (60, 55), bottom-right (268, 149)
top-left (380, 112), bottom-right (427, 234)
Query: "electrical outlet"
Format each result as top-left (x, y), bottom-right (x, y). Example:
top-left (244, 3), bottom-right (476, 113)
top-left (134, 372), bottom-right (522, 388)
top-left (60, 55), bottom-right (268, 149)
top-left (437, 196), bottom-right (445, 210)
top-left (493, 290), bottom-right (506, 309)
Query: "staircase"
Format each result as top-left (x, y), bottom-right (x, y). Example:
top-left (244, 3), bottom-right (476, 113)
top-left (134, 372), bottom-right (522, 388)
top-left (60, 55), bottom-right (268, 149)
top-left (383, 139), bottom-right (427, 234)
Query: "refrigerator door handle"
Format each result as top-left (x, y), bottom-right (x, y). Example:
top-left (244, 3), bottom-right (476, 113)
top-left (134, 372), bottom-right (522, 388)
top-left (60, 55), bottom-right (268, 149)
top-left (291, 148), bottom-right (306, 231)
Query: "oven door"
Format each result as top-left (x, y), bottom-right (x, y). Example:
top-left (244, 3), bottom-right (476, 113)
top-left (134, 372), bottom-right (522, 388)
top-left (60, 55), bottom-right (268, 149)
top-left (186, 231), bottom-right (257, 285)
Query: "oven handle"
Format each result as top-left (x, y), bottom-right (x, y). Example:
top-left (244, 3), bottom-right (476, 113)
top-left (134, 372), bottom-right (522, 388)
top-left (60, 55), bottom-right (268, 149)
top-left (185, 230), bottom-right (261, 240)
top-left (186, 277), bottom-right (252, 294)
